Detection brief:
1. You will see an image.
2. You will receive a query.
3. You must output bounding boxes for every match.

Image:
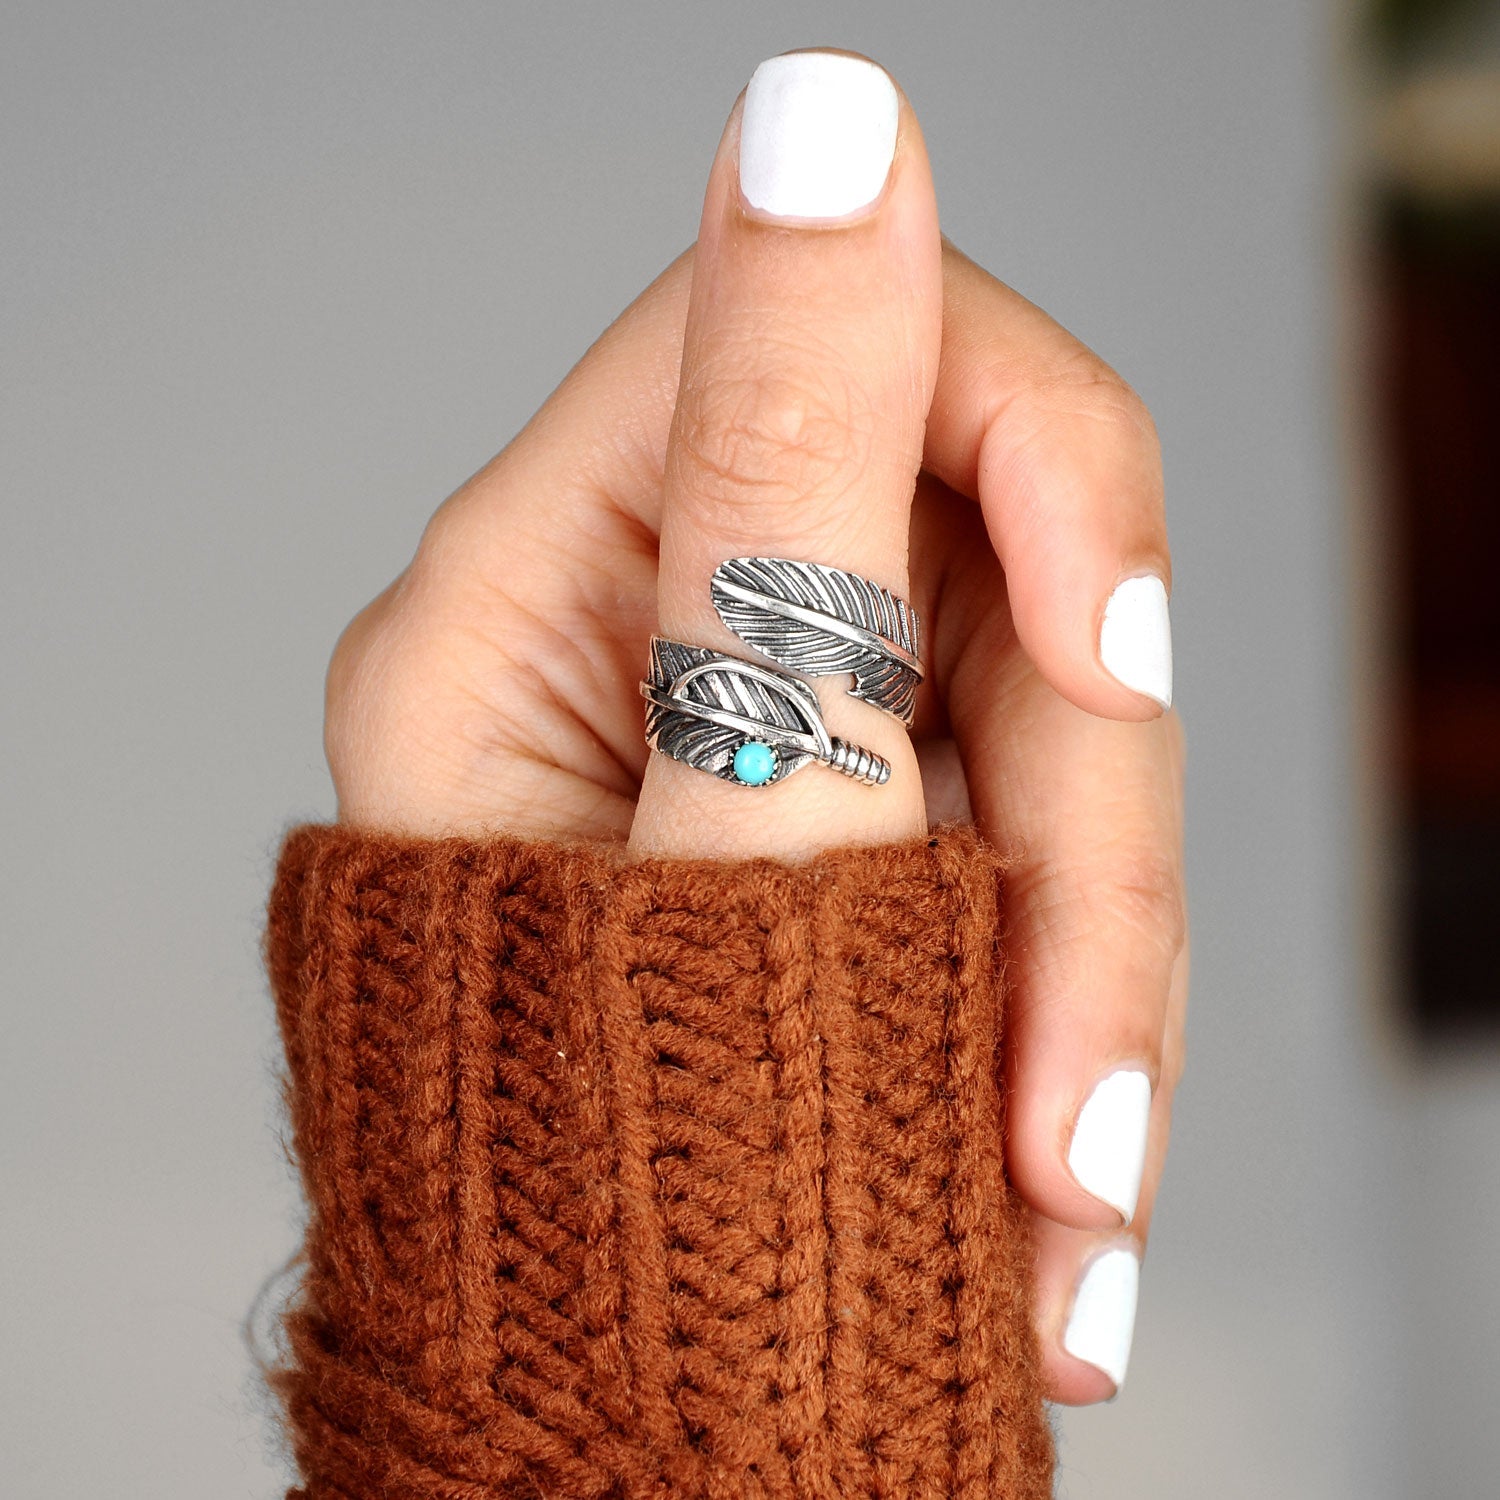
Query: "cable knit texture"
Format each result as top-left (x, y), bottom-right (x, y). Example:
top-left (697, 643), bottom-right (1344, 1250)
top-left (264, 823), bottom-right (1054, 1498)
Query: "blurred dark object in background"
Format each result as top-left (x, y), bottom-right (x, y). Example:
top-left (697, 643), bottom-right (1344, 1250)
top-left (1374, 0), bottom-right (1499, 59)
top-left (1373, 3), bottom-right (1500, 1039)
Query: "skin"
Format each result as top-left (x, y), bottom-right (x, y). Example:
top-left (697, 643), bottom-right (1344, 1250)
top-left (325, 57), bottom-right (1188, 1407)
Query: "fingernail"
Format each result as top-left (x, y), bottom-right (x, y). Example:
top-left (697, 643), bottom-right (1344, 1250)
top-left (1063, 1246), bottom-right (1141, 1391)
top-left (1100, 574), bottom-right (1173, 708)
top-left (738, 52), bottom-right (899, 221)
top-left (1067, 1068), bottom-right (1153, 1223)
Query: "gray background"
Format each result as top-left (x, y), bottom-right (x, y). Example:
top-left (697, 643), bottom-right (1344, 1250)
top-left (4, 2), bottom-right (1493, 1496)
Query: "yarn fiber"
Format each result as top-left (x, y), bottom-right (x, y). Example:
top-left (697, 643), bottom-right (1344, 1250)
top-left (264, 824), bottom-right (1054, 1498)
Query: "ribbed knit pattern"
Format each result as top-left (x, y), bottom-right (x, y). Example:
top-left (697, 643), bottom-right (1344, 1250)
top-left (265, 824), bottom-right (1054, 1499)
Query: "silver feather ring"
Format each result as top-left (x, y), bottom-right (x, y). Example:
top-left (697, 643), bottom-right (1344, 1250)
top-left (642, 638), bottom-right (891, 788)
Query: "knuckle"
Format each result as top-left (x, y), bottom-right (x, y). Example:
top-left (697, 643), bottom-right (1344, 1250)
top-left (323, 589), bottom-right (395, 787)
top-left (324, 484), bottom-right (503, 776)
top-left (671, 340), bottom-right (877, 527)
top-left (323, 576), bottom-right (439, 791)
top-left (1045, 349), bottom-right (1158, 444)
top-left (324, 559), bottom-right (531, 809)
top-left (1099, 849), bottom-right (1187, 966)
top-left (325, 590), bottom-right (389, 724)
top-left (1021, 847), bottom-right (1186, 974)
top-left (407, 476), bottom-right (502, 584)
top-left (1001, 352), bottom-right (1162, 484)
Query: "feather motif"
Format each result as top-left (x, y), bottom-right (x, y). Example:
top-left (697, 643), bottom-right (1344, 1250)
top-left (642, 639), bottom-right (824, 784)
top-left (710, 557), bottom-right (923, 724)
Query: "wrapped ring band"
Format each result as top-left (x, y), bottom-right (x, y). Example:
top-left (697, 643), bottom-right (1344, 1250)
top-left (642, 638), bottom-right (890, 788)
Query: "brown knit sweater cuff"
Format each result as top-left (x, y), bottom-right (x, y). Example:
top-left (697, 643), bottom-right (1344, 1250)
top-left (265, 824), bottom-right (1054, 1498)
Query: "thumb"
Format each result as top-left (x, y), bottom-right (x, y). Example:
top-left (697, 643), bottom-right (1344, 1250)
top-left (629, 50), bottom-right (941, 861)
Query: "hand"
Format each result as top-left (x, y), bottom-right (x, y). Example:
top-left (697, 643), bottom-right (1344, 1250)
top-left (325, 50), bottom-right (1187, 1405)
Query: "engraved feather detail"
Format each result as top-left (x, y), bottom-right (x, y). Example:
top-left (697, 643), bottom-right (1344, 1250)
top-left (641, 638), bottom-right (890, 787)
top-left (710, 557), bottom-right (924, 724)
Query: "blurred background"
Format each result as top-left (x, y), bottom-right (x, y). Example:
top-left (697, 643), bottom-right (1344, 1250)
top-left (3, 2), bottom-right (1496, 1495)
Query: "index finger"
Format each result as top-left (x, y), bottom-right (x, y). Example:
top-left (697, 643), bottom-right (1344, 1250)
top-left (922, 244), bottom-right (1173, 718)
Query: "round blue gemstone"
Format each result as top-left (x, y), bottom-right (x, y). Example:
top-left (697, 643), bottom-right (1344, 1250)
top-left (732, 740), bottom-right (778, 786)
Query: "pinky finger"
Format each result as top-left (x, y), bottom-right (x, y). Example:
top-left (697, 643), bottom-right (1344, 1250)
top-left (1034, 939), bottom-right (1188, 1404)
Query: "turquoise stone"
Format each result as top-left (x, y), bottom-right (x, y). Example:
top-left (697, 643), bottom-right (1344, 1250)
top-left (732, 740), bottom-right (777, 786)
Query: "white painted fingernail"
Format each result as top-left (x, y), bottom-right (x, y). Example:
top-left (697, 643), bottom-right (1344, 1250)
top-left (1063, 1246), bottom-right (1140, 1391)
top-left (1068, 1068), bottom-right (1153, 1224)
top-left (739, 52), bottom-right (899, 221)
top-left (1100, 575), bottom-right (1173, 708)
